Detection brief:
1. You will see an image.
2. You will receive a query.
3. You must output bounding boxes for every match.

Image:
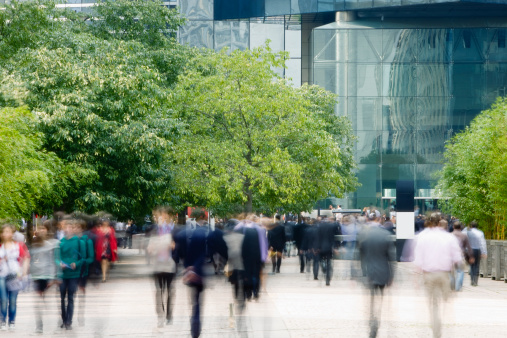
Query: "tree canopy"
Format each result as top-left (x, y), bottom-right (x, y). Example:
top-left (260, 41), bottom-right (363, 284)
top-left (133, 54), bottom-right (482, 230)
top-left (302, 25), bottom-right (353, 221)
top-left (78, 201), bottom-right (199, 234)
top-left (0, 0), bottom-right (188, 219)
top-left (436, 97), bottom-right (507, 239)
top-left (171, 46), bottom-right (358, 215)
top-left (0, 1), bottom-right (358, 220)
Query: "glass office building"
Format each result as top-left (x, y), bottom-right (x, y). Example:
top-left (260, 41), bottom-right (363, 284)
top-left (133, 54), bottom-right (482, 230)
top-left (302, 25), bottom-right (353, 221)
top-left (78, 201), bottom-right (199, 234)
top-left (15, 0), bottom-right (507, 211)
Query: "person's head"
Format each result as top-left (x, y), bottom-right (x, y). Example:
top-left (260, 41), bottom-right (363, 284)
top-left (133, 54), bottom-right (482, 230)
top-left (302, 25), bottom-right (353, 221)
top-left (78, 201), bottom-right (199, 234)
top-left (191, 209), bottom-right (206, 223)
top-left (275, 214), bottom-right (281, 221)
top-left (438, 219), bottom-right (448, 230)
top-left (425, 213), bottom-right (441, 228)
top-left (453, 221), bottom-right (462, 230)
top-left (470, 221), bottom-right (478, 228)
top-left (33, 220), bottom-right (52, 244)
top-left (61, 217), bottom-right (76, 238)
top-left (1, 224), bottom-right (16, 243)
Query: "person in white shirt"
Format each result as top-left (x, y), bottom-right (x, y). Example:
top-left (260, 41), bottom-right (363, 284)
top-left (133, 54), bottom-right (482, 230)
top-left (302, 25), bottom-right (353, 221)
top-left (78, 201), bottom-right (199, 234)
top-left (413, 213), bottom-right (462, 338)
top-left (467, 221), bottom-right (487, 286)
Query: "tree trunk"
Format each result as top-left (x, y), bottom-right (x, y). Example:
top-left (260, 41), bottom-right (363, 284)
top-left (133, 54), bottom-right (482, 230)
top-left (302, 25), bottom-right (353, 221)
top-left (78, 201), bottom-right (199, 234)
top-left (244, 179), bottom-right (253, 213)
top-left (178, 207), bottom-right (188, 226)
top-left (26, 218), bottom-right (33, 246)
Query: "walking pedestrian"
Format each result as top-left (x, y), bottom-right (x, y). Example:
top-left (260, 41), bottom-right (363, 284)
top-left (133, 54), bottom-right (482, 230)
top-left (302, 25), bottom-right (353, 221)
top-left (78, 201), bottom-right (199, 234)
top-left (267, 215), bottom-right (285, 274)
top-left (147, 207), bottom-right (177, 328)
top-left (93, 216), bottom-right (117, 283)
top-left (413, 213), bottom-right (462, 337)
top-left (467, 221), bottom-right (487, 286)
top-left (30, 220), bottom-right (60, 334)
top-left (317, 217), bottom-right (340, 286)
top-left (450, 221), bottom-right (473, 291)
top-left (358, 222), bottom-right (396, 338)
top-left (0, 224), bottom-right (30, 331)
top-left (293, 217), bottom-right (309, 273)
top-left (58, 219), bottom-right (86, 330)
top-left (175, 209), bottom-right (208, 338)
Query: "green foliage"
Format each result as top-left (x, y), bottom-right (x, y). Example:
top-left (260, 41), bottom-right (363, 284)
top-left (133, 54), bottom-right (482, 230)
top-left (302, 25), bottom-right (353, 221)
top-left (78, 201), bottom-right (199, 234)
top-left (0, 106), bottom-right (59, 219)
top-left (0, 0), bottom-right (189, 219)
top-left (0, 0), bottom-right (56, 61)
top-left (436, 97), bottom-right (507, 239)
top-left (92, 0), bottom-right (185, 47)
top-left (171, 45), bottom-right (358, 215)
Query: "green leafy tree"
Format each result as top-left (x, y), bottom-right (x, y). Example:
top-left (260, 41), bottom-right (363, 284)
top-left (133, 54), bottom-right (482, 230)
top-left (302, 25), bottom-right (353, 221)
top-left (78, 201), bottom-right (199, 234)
top-left (0, 0), bottom-right (189, 219)
top-left (171, 45), bottom-right (358, 215)
top-left (436, 97), bottom-right (507, 239)
top-left (92, 0), bottom-right (185, 47)
top-left (0, 106), bottom-right (62, 219)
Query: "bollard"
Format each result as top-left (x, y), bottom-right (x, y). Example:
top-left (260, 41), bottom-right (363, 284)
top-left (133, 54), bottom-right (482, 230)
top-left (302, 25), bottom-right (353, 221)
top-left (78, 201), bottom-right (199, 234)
top-left (481, 240), bottom-right (492, 278)
top-left (491, 241), bottom-right (501, 280)
top-left (504, 242), bottom-right (507, 283)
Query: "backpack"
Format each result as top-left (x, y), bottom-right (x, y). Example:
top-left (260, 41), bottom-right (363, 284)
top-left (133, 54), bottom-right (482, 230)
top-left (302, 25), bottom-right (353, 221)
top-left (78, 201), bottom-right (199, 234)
top-left (78, 235), bottom-right (94, 278)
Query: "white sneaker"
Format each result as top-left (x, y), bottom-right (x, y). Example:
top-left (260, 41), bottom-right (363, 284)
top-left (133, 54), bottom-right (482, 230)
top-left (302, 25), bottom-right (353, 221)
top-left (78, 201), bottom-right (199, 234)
top-left (8, 323), bottom-right (15, 330)
top-left (0, 322), bottom-right (6, 331)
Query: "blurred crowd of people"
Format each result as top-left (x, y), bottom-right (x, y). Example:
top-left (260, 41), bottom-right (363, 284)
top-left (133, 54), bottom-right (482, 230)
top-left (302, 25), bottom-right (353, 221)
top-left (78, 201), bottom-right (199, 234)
top-left (0, 205), bottom-right (488, 337)
top-left (0, 213), bottom-right (118, 332)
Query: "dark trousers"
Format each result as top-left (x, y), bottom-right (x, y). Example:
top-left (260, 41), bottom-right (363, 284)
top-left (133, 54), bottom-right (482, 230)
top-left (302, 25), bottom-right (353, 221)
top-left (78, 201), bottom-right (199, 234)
top-left (299, 252), bottom-right (305, 272)
top-left (190, 284), bottom-right (204, 338)
top-left (470, 248), bottom-right (481, 285)
top-left (320, 252), bottom-right (333, 285)
top-left (312, 253), bottom-right (320, 279)
top-left (154, 272), bottom-right (175, 322)
top-left (60, 278), bottom-right (78, 326)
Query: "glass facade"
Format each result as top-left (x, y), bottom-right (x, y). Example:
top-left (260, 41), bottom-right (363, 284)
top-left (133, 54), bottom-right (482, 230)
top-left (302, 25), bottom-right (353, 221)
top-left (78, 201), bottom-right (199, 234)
top-left (214, 0), bottom-right (507, 20)
top-left (179, 0), bottom-right (302, 86)
top-left (313, 20), bottom-right (507, 209)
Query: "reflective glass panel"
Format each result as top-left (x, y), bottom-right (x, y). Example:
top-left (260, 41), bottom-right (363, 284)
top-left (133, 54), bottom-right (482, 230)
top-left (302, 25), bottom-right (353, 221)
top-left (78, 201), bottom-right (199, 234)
top-left (266, 0), bottom-right (291, 16)
top-left (417, 97), bottom-right (451, 130)
top-left (355, 131), bottom-right (381, 165)
top-left (179, 20), bottom-right (213, 49)
top-left (349, 97), bottom-right (382, 132)
top-left (348, 64), bottom-right (382, 97)
top-left (348, 30), bottom-right (383, 63)
top-left (250, 22), bottom-right (285, 52)
top-left (291, 0), bottom-right (318, 14)
top-left (181, 0), bottom-right (213, 20)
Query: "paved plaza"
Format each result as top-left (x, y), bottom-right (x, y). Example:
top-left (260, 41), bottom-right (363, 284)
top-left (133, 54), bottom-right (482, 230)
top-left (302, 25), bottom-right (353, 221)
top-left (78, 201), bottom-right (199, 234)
top-left (9, 250), bottom-right (507, 337)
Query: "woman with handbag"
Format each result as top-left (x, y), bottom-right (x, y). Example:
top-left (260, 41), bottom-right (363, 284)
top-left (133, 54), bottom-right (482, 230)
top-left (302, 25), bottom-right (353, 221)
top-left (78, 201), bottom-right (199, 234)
top-left (0, 224), bottom-right (31, 331)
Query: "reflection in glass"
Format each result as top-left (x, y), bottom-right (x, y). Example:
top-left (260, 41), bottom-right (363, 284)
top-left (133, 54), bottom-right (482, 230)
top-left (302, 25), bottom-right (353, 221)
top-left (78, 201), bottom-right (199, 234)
top-left (181, 0), bottom-right (213, 20)
top-left (180, 20), bottom-right (213, 49)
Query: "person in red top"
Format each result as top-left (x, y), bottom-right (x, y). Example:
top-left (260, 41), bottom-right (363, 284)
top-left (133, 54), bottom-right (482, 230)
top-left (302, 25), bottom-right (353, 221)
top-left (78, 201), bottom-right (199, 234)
top-left (0, 224), bottom-right (30, 331)
top-left (93, 217), bottom-right (117, 282)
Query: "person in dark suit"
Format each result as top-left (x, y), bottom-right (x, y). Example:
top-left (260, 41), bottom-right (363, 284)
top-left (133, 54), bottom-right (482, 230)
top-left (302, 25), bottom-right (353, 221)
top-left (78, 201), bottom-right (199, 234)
top-left (317, 218), bottom-right (341, 286)
top-left (293, 217), bottom-right (309, 273)
top-left (175, 210), bottom-right (208, 338)
top-left (267, 215), bottom-right (286, 274)
top-left (358, 224), bottom-right (396, 338)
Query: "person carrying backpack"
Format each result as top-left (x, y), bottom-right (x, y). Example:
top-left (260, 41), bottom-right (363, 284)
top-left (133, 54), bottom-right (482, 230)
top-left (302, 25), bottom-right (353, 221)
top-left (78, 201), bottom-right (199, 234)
top-left (58, 218), bottom-right (86, 330)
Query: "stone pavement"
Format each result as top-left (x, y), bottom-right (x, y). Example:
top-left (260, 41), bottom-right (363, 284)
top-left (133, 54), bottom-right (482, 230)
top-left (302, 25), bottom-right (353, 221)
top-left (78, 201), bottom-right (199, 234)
top-left (8, 249), bottom-right (507, 337)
